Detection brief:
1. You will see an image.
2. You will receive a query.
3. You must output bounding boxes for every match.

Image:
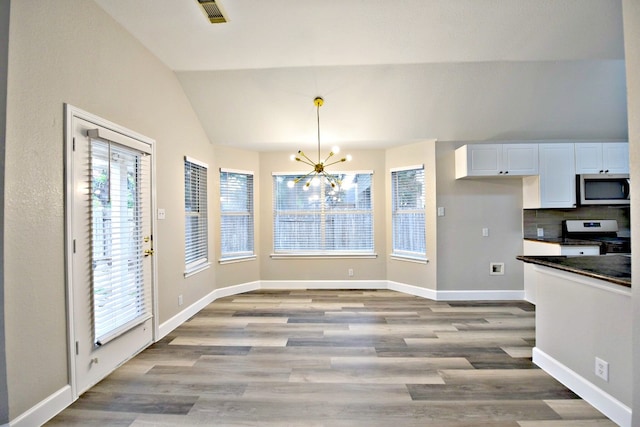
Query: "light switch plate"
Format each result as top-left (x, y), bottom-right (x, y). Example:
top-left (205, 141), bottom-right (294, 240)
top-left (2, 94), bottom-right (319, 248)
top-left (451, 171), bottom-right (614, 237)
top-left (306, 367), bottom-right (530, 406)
top-left (437, 207), bottom-right (445, 217)
top-left (157, 208), bottom-right (166, 220)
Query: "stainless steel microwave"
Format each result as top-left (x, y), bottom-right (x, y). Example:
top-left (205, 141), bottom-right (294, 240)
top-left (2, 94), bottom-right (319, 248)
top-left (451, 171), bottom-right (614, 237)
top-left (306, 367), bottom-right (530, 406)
top-left (578, 174), bottom-right (630, 205)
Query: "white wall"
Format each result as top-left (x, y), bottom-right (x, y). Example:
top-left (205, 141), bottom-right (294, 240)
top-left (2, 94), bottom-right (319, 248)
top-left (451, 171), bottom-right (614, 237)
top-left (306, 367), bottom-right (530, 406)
top-left (0, 0), bottom-right (9, 423)
top-left (535, 269), bottom-right (632, 408)
top-left (385, 140), bottom-right (438, 289)
top-left (2, 0), bottom-right (632, 422)
top-left (621, 1), bottom-right (640, 425)
top-left (258, 150), bottom-right (387, 281)
top-left (212, 145), bottom-right (261, 288)
top-left (436, 141), bottom-right (525, 291)
top-left (176, 61), bottom-right (628, 152)
top-left (4, 0), bottom-right (215, 418)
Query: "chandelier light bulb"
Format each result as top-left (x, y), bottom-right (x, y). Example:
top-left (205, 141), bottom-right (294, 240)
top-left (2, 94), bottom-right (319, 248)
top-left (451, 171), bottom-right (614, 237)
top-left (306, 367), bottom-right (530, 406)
top-left (288, 96), bottom-right (353, 189)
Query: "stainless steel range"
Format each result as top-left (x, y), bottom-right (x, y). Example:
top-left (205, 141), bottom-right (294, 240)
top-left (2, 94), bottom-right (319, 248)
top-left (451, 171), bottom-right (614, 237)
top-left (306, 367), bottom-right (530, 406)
top-left (562, 219), bottom-right (631, 254)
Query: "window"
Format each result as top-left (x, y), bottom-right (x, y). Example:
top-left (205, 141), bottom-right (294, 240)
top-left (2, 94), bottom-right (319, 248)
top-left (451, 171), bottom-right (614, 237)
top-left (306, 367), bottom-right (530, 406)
top-left (273, 172), bottom-right (374, 255)
top-left (91, 137), bottom-right (152, 345)
top-left (220, 168), bottom-right (255, 261)
top-left (391, 165), bottom-right (426, 260)
top-left (184, 156), bottom-right (209, 275)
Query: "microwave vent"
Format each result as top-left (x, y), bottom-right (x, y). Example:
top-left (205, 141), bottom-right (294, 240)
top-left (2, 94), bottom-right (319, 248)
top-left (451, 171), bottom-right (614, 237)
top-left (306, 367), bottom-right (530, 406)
top-left (196, 0), bottom-right (228, 24)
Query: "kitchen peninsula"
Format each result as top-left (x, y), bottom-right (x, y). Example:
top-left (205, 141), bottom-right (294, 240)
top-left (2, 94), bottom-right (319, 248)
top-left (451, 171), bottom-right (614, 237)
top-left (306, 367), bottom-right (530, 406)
top-left (517, 254), bottom-right (630, 286)
top-left (517, 254), bottom-right (632, 427)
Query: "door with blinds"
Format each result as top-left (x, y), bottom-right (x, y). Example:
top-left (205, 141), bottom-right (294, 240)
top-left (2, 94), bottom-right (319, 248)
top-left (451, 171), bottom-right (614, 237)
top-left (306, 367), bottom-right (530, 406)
top-left (67, 108), bottom-right (155, 396)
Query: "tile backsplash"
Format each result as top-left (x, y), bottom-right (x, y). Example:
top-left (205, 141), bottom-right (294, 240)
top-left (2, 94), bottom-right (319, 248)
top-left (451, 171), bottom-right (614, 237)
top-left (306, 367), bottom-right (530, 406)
top-left (523, 206), bottom-right (631, 239)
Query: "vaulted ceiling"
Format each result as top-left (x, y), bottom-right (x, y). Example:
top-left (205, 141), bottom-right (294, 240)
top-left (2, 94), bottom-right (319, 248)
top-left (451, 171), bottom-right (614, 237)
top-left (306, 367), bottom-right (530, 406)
top-left (94, 0), bottom-right (627, 151)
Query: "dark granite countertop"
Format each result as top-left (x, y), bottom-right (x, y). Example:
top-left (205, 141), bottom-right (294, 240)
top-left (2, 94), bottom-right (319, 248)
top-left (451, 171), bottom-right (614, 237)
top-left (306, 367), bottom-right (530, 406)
top-left (523, 237), bottom-right (604, 246)
top-left (516, 255), bottom-right (631, 288)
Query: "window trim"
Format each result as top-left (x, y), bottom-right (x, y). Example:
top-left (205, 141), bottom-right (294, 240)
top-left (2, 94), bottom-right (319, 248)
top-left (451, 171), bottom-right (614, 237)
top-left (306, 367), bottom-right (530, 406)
top-left (184, 156), bottom-right (210, 277)
top-left (219, 167), bottom-right (255, 263)
top-left (390, 164), bottom-right (427, 262)
top-left (272, 170), bottom-right (375, 256)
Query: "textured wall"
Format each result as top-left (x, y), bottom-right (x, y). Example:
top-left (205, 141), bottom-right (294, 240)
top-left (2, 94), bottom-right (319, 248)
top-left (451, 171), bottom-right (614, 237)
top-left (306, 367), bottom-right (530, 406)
top-left (5, 0), bottom-right (214, 418)
top-left (0, 0), bottom-right (9, 423)
top-left (177, 60), bottom-right (628, 152)
top-left (385, 140), bottom-right (438, 289)
top-left (436, 141), bottom-right (525, 291)
top-left (258, 149), bottom-right (387, 281)
top-left (212, 145), bottom-right (261, 288)
top-left (621, 1), bottom-right (640, 425)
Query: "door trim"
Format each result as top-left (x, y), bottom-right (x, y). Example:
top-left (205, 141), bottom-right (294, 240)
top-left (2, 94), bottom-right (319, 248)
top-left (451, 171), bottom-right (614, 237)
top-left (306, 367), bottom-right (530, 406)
top-left (63, 104), bottom-right (159, 399)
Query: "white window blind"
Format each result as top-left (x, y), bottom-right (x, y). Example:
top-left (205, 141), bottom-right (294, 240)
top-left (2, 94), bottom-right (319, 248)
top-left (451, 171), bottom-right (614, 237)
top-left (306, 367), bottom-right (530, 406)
top-left (391, 165), bottom-right (426, 259)
top-left (220, 168), bottom-right (254, 260)
top-left (273, 172), bottom-right (374, 254)
top-left (91, 139), bottom-right (152, 346)
top-left (185, 156), bottom-right (209, 274)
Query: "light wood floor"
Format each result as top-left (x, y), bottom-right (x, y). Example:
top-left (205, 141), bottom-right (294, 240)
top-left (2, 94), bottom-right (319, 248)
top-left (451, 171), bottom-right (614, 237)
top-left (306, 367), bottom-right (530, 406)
top-left (47, 289), bottom-right (616, 426)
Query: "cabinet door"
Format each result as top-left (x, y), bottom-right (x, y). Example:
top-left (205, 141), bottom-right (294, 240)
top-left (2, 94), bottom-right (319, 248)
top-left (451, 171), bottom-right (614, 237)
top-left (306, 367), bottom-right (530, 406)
top-left (575, 143), bottom-right (603, 174)
top-left (502, 144), bottom-right (538, 175)
top-left (602, 142), bottom-right (629, 174)
top-left (538, 143), bottom-right (576, 208)
top-left (467, 144), bottom-right (502, 176)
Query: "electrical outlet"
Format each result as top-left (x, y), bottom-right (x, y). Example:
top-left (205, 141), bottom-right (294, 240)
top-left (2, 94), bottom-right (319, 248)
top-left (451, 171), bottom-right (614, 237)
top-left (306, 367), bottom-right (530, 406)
top-left (482, 228), bottom-right (489, 237)
top-left (595, 357), bottom-right (609, 381)
top-left (348, 268), bottom-right (354, 277)
top-left (178, 295), bottom-right (183, 306)
top-left (537, 228), bottom-right (544, 237)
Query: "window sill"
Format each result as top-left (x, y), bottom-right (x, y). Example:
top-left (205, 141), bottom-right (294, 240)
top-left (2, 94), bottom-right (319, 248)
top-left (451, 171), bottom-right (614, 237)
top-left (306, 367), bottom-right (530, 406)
top-left (184, 262), bottom-right (212, 278)
top-left (271, 253), bottom-right (377, 260)
top-left (390, 255), bottom-right (429, 264)
top-left (219, 255), bottom-right (257, 265)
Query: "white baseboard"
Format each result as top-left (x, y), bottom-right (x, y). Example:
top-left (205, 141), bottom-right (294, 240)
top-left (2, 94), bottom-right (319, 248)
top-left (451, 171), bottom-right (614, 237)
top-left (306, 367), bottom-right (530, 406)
top-left (532, 347), bottom-right (632, 427)
top-left (10, 385), bottom-right (73, 427)
top-left (212, 281), bottom-right (261, 298)
top-left (260, 280), bottom-right (388, 290)
top-left (387, 282), bottom-right (524, 301)
top-left (435, 290), bottom-right (525, 301)
top-left (157, 281), bottom-right (260, 339)
top-left (387, 281), bottom-right (438, 299)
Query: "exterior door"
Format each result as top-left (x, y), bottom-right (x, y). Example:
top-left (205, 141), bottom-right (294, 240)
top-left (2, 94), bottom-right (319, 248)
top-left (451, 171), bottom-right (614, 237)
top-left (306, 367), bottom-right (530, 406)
top-left (67, 108), bottom-right (155, 396)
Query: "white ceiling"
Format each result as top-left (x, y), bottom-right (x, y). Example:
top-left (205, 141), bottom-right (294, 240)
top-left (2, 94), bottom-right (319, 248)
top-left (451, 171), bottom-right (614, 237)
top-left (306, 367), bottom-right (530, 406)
top-left (93, 0), bottom-right (627, 151)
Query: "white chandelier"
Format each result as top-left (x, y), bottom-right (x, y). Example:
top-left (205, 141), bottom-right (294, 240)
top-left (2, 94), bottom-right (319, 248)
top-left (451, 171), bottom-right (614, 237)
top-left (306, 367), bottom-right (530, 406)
top-left (289, 97), bottom-right (351, 189)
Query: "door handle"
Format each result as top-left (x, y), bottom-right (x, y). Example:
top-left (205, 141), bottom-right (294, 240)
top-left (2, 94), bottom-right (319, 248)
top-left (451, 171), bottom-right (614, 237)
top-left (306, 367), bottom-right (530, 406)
top-left (144, 249), bottom-right (154, 257)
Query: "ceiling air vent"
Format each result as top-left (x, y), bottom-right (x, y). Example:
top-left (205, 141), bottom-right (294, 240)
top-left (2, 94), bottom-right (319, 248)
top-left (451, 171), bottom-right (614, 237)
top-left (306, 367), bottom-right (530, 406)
top-left (196, 0), bottom-right (227, 24)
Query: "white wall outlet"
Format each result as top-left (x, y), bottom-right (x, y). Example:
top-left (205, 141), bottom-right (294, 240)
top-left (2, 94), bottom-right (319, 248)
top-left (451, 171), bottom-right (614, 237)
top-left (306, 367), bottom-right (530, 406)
top-left (348, 268), bottom-right (354, 277)
top-left (595, 357), bottom-right (609, 381)
top-left (482, 228), bottom-right (489, 237)
top-left (489, 262), bottom-right (505, 275)
top-left (178, 294), bottom-right (183, 306)
top-left (537, 228), bottom-right (544, 237)
top-left (157, 208), bottom-right (166, 220)
top-left (437, 207), bottom-right (445, 217)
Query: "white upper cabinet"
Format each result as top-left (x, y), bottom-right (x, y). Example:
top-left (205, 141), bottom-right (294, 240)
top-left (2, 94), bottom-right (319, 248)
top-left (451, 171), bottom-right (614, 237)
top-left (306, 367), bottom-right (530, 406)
top-left (455, 144), bottom-right (538, 178)
top-left (523, 143), bottom-right (576, 208)
top-left (575, 142), bottom-right (629, 174)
